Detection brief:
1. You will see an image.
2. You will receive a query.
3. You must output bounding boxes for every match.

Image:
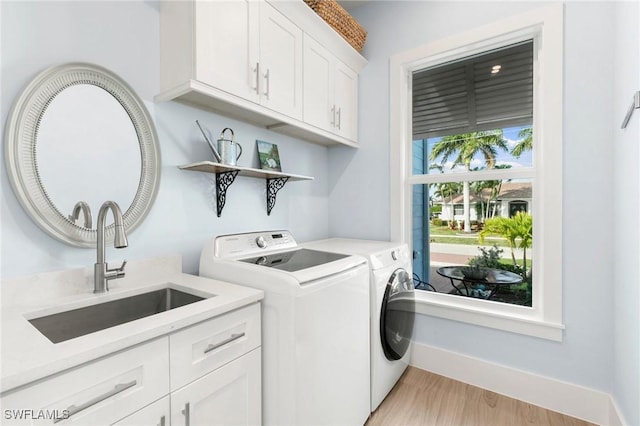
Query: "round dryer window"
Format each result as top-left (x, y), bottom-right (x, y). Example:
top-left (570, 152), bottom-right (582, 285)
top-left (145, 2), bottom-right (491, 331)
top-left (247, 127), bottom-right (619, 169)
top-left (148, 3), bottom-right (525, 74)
top-left (380, 269), bottom-right (415, 361)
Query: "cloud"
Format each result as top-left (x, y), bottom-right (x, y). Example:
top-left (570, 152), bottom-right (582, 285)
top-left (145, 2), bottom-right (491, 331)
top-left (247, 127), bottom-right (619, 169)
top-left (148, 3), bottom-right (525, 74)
top-left (497, 160), bottom-right (525, 168)
top-left (505, 137), bottom-right (519, 149)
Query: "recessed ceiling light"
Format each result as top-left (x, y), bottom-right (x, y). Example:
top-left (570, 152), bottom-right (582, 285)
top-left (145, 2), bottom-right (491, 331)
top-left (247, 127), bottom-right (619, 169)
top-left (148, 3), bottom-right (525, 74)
top-left (491, 64), bottom-right (502, 74)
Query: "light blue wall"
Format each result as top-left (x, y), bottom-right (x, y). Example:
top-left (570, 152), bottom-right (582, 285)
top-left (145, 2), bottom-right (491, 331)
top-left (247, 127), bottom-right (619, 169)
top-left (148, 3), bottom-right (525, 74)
top-left (1, 1), bottom-right (330, 279)
top-left (612, 2), bottom-right (640, 425)
top-left (333, 0), bottom-right (636, 411)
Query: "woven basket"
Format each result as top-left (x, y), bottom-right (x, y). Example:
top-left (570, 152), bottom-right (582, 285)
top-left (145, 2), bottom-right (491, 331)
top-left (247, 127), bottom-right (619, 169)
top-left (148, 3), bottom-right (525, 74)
top-left (304, 0), bottom-right (367, 53)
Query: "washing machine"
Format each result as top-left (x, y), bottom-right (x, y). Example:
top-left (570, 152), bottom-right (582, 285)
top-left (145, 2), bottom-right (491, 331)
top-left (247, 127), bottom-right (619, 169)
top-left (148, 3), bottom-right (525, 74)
top-left (303, 238), bottom-right (415, 412)
top-left (200, 231), bottom-right (371, 426)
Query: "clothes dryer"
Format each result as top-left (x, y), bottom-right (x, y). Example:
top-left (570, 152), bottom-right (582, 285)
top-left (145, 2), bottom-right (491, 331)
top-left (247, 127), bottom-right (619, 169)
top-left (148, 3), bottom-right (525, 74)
top-left (302, 239), bottom-right (415, 412)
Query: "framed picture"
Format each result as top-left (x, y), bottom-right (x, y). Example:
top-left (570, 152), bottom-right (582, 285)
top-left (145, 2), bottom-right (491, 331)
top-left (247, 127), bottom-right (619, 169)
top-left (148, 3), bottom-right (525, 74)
top-left (256, 140), bottom-right (282, 172)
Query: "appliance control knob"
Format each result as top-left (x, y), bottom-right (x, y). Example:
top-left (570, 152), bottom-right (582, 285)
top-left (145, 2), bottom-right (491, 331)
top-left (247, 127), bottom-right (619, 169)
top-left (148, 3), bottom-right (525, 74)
top-left (391, 250), bottom-right (398, 261)
top-left (256, 236), bottom-right (267, 249)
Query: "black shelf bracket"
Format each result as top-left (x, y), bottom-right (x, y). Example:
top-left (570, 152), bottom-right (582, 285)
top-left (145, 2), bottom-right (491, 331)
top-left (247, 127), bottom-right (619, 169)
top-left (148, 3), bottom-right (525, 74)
top-left (215, 170), bottom-right (239, 217)
top-left (266, 177), bottom-right (290, 215)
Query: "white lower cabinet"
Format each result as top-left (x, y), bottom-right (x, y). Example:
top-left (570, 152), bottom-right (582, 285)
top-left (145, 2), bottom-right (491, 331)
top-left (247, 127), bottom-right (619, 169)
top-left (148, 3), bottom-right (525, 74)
top-left (171, 348), bottom-right (261, 426)
top-left (1, 303), bottom-right (261, 426)
top-left (112, 396), bottom-right (170, 426)
top-left (0, 338), bottom-right (170, 425)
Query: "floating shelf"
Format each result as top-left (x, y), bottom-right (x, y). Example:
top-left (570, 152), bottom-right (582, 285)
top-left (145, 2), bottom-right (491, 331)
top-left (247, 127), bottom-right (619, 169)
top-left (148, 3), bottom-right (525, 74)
top-left (179, 161), bottom-right (314, 216)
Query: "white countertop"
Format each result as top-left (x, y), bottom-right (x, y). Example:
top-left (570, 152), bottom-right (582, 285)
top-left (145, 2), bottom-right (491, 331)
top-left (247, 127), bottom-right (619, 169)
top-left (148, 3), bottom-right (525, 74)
top-left (0, 255), bottom-right (263, 394)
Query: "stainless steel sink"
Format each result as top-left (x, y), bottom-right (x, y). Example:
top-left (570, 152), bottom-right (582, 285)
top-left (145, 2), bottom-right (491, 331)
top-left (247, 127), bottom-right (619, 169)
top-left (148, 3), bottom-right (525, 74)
top-left (29, 288), bottom-right (206, 343)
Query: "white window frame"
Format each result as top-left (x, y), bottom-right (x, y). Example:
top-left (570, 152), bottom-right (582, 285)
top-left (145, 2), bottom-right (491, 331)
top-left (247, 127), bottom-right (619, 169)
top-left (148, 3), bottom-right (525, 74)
top-left (390, 4), bottom-right (564, 341)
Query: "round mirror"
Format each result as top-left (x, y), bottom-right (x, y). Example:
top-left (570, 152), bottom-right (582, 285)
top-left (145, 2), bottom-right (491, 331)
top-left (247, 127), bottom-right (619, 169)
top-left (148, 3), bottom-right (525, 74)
top-left (4, 63), bottom-right (161, 247)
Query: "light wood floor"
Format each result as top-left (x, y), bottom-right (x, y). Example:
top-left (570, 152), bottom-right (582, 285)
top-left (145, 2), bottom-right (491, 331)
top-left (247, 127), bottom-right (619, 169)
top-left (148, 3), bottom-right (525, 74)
top-left (366, 367), bottom-right (596, 426)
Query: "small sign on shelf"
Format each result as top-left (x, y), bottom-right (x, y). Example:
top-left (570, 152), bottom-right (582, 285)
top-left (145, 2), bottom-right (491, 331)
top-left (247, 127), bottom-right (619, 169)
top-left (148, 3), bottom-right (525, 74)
top-left (256, 140), bottom-right (282, 172)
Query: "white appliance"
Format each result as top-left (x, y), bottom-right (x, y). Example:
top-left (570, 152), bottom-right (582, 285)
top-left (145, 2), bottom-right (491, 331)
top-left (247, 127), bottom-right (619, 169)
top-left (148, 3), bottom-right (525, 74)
top-left (200, 231), bottom-right (371, 426)
top-left (303, 239), bottom-right (415, 412)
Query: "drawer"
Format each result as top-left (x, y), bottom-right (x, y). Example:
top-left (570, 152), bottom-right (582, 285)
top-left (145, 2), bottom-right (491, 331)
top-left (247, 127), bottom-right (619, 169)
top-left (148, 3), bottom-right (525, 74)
top-left (169, 303), bottom-right (260, 391)
top-left (1, 337), bottom-right (169, 425)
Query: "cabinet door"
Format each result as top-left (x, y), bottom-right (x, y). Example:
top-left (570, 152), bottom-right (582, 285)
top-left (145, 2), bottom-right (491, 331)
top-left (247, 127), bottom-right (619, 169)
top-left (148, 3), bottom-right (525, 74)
top-left (333, 62), bottom-right (358, 142)
top-left (112, 396), bottom-right (170, 426)
top-left (258, 2), bottom-right (302, 119)
top-left (195, 0), bottom-right (259, 102)
top-left (171, 348), bottom-right (261, 426)
top-left (303, 34), bottom-right (333, 131)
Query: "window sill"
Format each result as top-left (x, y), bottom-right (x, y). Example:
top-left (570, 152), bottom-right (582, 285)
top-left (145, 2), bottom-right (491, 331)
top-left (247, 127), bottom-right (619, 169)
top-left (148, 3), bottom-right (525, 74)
top-left (414, 291), bottom-right (565, 341)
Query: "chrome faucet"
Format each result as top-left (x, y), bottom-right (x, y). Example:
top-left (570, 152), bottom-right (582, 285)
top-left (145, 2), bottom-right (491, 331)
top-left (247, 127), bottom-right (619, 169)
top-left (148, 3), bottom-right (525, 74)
top-left (94, 201), bottom-right (128, 293)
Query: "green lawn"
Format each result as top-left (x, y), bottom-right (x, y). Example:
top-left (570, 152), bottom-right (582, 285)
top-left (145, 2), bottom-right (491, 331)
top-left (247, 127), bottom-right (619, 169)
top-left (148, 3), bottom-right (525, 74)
top-left (429, 224), bottom-right (509, 246)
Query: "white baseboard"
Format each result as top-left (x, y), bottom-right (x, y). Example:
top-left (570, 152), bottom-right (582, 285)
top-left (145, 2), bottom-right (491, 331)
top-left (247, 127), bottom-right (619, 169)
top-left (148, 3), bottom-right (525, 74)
top-left (608, 396), bottom-right (627, 426)
top-left (410, 342), bottom-right (624, 425)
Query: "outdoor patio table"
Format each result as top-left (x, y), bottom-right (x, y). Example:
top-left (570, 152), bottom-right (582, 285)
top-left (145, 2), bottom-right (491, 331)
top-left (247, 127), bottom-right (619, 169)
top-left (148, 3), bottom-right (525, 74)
top-left (436, 266), bottom-right (523, 300)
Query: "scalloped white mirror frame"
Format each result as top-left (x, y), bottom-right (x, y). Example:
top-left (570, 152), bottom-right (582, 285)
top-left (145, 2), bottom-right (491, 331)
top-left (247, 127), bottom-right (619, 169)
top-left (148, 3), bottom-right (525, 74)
top-left (4, 62), bottom-right (161, 248)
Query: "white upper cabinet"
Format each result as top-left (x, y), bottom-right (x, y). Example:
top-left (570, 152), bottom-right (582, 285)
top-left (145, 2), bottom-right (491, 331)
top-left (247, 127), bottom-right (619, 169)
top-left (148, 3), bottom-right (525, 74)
top-left (158, 0), bottom-right (366, 147)
top-left (258, 2), bottom-right (303, 119)
top-left (194, 0), bottom-right (260, 103)
top-left (303, 34), bottom-right (358, 142)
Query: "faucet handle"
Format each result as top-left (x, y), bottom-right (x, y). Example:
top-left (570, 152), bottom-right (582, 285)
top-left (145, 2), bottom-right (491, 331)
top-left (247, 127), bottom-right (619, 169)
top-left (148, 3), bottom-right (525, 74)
top-left (108, 260), bottom-right (127, 278)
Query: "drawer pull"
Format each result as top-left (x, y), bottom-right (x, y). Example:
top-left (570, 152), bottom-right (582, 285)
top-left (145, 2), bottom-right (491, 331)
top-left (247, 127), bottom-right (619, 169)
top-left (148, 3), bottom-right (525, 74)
top-left (54, 379), bottom-right (137, 423)
top-left (254, 62), bottom-right (260, 94)
top-left (204, 332), bottom-right (245, 354)
top-left (264, 69), bottom-right (270, 100)
top-left (182, 402), bottom-right (190, 426)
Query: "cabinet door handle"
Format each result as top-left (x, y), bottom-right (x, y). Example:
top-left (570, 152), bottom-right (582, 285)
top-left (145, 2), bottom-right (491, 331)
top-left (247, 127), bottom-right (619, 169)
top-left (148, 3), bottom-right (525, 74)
top-left (331, 105), bottom-right (336, 127)
top-left (254, 62), bottom-right (260, 94)
top-left (53, 379), bottom-right (137, 423)
top-left (336, 107), bottom-right (342, 130)
top-left (204, 332), bottom-right (245, 354)
top-left (158, 415), bottom-right (166, 426)
top-left (264, 69), bottom-right (270, 99)
top-left (182, 402), bottom-right (190, 426)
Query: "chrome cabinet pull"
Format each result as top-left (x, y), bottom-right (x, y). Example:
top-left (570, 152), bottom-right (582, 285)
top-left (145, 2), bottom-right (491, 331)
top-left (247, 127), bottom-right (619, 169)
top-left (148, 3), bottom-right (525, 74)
top-left (264, 69), bottom-right (270, 99)
top-left (53, 379), bottom-right (137, 423)
top-left (254, 62), bottom-right (260, 94)
top-left (336, 107), bottom-right (342, 130)
top-left (330, 105), bottom-right (336, 127)
top-left (182, 402), bottom-right (190, 426)
top-left (204, 332), bottom-right (245, 354)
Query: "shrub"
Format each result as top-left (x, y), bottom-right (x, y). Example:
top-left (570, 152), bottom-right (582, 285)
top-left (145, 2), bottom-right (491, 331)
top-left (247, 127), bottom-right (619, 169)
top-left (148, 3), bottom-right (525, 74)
top-left (468, 245), bottom-right (503, 269)
top-left (432, 218), bottom-right (443, 227)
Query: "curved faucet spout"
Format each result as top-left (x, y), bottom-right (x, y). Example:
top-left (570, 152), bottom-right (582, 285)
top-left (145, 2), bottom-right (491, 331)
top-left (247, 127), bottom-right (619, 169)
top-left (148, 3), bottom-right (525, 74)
top-left (95, 201), bottom-right (128, 293)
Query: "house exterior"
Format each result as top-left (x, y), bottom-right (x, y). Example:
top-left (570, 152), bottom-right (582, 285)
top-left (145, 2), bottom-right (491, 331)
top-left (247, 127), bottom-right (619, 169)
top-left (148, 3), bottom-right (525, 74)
top-left (436, 182), bottom-right (532, 222)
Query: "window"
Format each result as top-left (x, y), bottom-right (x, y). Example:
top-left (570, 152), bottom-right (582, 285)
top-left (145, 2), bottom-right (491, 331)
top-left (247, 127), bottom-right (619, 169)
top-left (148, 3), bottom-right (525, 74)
top-left (412, 41), bottom-right (534, 307)
top-left (390, 5), bottom-right (564, 341)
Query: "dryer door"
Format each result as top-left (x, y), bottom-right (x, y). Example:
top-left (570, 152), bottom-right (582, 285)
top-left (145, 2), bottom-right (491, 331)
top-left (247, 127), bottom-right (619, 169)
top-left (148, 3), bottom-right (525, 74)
top-left (380, 268), bottom-right (415, 361)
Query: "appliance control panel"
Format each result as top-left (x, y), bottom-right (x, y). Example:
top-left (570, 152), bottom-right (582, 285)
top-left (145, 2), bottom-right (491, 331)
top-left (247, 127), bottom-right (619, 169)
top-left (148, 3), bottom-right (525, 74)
top-left (370, 244), bottom-right (410, 269)
top-left (214, 230), bottom-right (297, 258)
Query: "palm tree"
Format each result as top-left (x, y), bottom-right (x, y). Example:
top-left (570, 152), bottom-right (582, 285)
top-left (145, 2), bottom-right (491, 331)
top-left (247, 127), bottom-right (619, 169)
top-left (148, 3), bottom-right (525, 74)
top-left (510, 127), bottom-right (532, 158)
top-left (479, 211), bottom-right (532, 278)
top-left (429, 131), bottom-right (508, 232)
